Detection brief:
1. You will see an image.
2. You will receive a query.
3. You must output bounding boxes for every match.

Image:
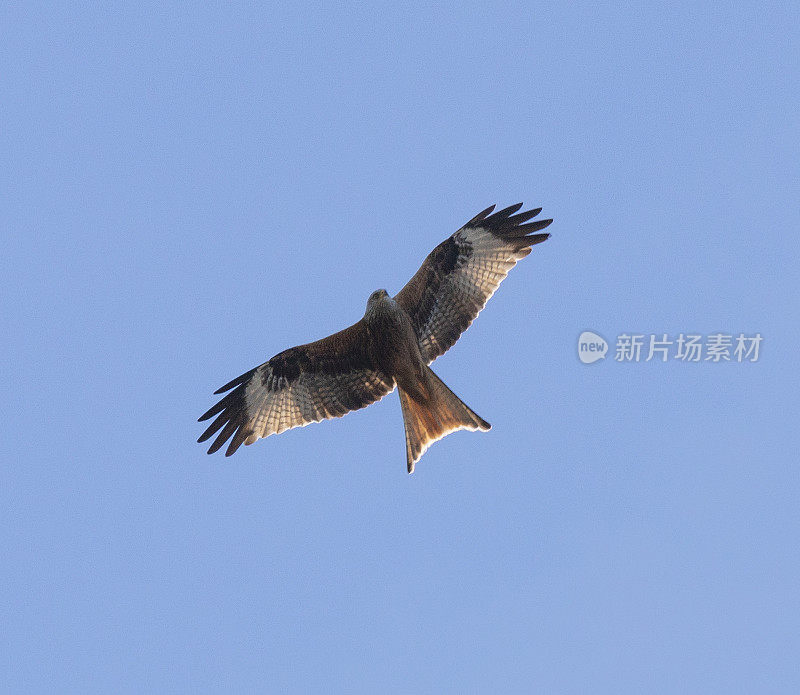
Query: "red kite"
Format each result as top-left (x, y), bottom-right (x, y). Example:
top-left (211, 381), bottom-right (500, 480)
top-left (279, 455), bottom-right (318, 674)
top-left (198, 203), bottom-right (552, 472)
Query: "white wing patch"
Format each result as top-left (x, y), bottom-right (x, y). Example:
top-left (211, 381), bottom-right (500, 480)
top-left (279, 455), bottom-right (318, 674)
top-left (416, 226), bottom-right (532, 363)
top-left (242, 365), bottom-right (395, 443)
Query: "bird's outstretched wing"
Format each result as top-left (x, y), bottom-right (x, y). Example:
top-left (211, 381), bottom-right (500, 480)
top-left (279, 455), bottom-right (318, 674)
top-left (394, 204), bottom-right (552, 363)
top-left (198, 321), bottom-right (394, 456)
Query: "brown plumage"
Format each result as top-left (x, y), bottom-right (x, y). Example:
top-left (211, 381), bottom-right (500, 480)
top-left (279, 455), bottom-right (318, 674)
top-left (198, 203), bottom-right (552, 472)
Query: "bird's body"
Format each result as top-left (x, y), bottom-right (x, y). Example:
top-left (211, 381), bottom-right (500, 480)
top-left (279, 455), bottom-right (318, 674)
top-left (198, 203), bottom-right (552, 472)
top-left (361, 289), bottom-right (491, 467)
top-left (364, 290), bottom-right (425, 399)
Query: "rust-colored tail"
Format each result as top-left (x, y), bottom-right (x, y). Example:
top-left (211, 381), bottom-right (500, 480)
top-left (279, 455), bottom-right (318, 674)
top-left (398, 365), bottom-right (490, 473)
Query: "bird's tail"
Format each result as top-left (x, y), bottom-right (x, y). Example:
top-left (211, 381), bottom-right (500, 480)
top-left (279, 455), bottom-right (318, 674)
top-left (398, 365), bottom-right (490, 473)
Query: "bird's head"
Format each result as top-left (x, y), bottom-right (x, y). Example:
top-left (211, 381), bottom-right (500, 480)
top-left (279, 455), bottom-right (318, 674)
top-left (365, 289), bottom-right (391, 314)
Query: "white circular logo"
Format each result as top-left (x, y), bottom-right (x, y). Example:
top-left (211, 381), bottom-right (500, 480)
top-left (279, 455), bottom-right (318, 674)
top-left (578, 331), bottom-right (608, 364)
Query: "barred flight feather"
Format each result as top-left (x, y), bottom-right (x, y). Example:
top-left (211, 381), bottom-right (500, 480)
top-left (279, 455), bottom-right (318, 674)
top-left (394, 204), bottom-right (552, 363)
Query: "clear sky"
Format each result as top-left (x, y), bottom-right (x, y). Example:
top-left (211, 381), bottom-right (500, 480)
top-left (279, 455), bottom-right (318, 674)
top-left (3, 2), bottom-right (799, 693)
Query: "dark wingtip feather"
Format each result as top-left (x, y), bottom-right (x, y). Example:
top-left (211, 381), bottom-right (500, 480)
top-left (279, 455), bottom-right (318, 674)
top-left (526, 219), bottom-right (553, 233)
top-left (199, 366), bottom-right (258, 451)
top-left (513, 231), bottom-right (551, 257)
top-left (198, 390), bottom-right (237, 422)
top-left (214, 381), bottom-right (239, 395)
top-left (526, 231), bottom-right (551, 245)
top-left (197, 409), bottom-right (229, 443)
top-left (475, 203), bottom-right (552, 239)
top-left (206, 418), bottom-right (239, 455)
top-left (511, 218), bottom-right (554, 237)
top-left (225, 425), bottom-right (251, 457)
top-left (467, 204), bottom-right (496, 226)
top-left (213, 367), bottom-right (256, 395)
top-left (495, 202), bottom-right (524, 219)
top-left (507, 208), bottom-right (542, 225)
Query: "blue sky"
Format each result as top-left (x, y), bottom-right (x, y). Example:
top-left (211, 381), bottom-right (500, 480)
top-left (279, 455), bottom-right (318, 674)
top-left (3, 2), bottom-right (799, 692)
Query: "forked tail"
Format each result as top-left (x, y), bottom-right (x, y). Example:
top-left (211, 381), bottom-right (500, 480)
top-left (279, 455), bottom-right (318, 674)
top-left (398, 365), bottom-right (490, 473)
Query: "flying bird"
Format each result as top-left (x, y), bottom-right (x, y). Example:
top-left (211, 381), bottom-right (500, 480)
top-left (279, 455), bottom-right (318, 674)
top-left (198, 203), bottom-right (552, 472)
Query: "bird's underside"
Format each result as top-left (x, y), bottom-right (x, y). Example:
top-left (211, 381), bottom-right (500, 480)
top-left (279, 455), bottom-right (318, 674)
top-left (198, 203), bottom-right (552, 472)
